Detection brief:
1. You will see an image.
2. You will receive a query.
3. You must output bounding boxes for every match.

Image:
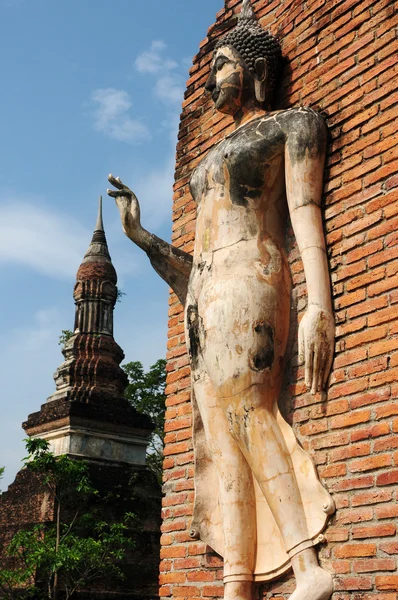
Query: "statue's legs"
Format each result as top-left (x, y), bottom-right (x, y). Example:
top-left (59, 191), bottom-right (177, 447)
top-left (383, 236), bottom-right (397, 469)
top-left (196, 271), bottom-right (312, 555)
top-left (192, 367), bottom-right (332, 600)
top-left (193, 371), bottom-right (256, 584)
top-left (193, 270), bottom-right (332, 599)
top-left (221, 381), bottom-right (312, 555)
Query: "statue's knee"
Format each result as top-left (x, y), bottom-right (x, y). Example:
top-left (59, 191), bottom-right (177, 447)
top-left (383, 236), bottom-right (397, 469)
top-left (226, 405), bottom-right (256, 440)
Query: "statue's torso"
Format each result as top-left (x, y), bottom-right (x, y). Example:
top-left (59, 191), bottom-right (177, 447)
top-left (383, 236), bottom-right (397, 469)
top-left (188, 109), bottom-right (310, 300)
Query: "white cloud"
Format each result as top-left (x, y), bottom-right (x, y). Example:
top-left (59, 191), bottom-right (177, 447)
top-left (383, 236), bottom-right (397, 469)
top-left (90, 88), bottom-right (151, 144)
top-left (0, 197), bottom-right (139, 281)
top-left (135, 40), bottom-right (178, 75)
top-left (0, 200), bottom-right (90, 279)
top-left (155, 74), bottom-right (184, 106)
top-left (136, 41), bottom-right (184, 107)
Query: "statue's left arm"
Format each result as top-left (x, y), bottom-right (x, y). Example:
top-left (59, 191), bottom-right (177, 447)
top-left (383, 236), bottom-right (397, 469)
top-left (284, 110), bottom-right (335, 394)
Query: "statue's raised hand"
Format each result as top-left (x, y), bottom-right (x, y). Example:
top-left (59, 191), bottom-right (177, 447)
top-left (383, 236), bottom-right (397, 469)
top-left (298, 305), bottom-right (335, 395)
top-left (107, 174), bottom-right (144, 245)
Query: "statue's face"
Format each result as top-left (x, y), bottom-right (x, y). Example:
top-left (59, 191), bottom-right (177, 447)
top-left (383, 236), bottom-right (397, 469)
top-left (205, 46), bottom-right (254, 115)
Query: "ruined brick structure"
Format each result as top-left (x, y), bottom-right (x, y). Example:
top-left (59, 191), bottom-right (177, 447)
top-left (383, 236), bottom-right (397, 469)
top-left (161, 0), bottom-right (398, 598)
top-left (0, 200), bottom-right (161, 600)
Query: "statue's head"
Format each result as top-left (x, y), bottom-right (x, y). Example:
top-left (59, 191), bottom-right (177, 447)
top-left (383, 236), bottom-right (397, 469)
top-left (205, 0), bottom-right (281, 115)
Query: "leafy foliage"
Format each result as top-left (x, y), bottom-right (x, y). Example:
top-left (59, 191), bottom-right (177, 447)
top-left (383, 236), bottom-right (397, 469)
top-left (123, 360), bottom-right (166, 484)
top-left (116, 288), bottom-right (126, 303)
top-left (0, 439), bottom-right (134, 600)
top-left (58, 330), bottom-right (73, 347)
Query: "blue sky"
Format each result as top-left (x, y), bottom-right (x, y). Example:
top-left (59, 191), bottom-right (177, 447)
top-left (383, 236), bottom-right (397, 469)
top-left (0, 0), bottom-right (221, 488)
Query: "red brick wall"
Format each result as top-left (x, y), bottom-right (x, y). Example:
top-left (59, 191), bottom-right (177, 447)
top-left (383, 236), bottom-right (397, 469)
top-left (162, 0), bottom-right (398, 598)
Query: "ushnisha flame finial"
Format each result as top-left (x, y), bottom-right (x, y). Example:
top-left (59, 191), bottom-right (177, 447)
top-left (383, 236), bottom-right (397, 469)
top-left (239, 0), bottom-right (256, 22)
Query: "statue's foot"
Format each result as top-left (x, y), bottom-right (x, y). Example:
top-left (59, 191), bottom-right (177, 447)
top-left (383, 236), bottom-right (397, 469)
top-left (224, 581), bottom-right (253, 600)
top-left (289, 566), bottom-right (333, 600)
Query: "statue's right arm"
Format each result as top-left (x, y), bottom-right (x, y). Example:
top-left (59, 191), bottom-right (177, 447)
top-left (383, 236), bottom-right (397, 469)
top-left (107, 174), bottom-right (192, 305)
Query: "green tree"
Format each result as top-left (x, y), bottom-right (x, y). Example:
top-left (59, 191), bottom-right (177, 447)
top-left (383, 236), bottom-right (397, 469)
top-left (0, 439), bottom-right (134, 600)
top-left (123, 360), bottom-right (166, 485)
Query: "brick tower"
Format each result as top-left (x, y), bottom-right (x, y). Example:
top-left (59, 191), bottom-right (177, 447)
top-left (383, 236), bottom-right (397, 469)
top-left (0, 199), bottom-right (161, 600)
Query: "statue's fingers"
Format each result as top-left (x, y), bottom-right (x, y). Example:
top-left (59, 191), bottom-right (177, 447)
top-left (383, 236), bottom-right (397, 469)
top-left (107, 189), bottom-right (132, 200)
top-left (316, 347), bottom-right (328, 393)
top-left (298, 325), bottom-right (305, 365)
top-left (322, 349), bottom-right (334, 388)
top-left (108, 174), bottom-right (125, 190)
top-left (107, 189), bottom-right (121, 198)
top-left (311, 347), bottom-right (321, 394)
top-left (305, 344), bottom-right (314, 389)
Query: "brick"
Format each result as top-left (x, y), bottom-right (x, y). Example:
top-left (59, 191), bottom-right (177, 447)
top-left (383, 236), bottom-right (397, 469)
top-left (376, 576), bottom-right (398, 591)
top-left (329, 442), bottom-right (371, 462)
top-left (172, 586), bottom-right (202, 597)
top-left (380, 542), bottom-right (398, 555)
top-left (336, 507), bottom-right (373, 525)
top-left (334, 544), bottom-right (376, 559)
top-left (370, 367), bottom-right (398, 388)
top-left (352, 523), bottom-right (396, 539)
top-left (375, 399), bottom-right (398, 418)
top-left (376, 470), bottom-right (398, 486)
top-left (202, 586), bottom-right (224, 597)
top-left (346, 239), bottom-right (383, 264)
top-left (160, 546), bottom-right (187, 559)
top-left (352, 489), bottom-right (392, 506)
top-left (376, 504), bottom-right (398, 519)
top-left (353, 559), bottom-right (396, 573)
top-left (328, 377), bottom-right (369, 399)
top-left (369, 337), bottom-right (398, 358)
top-left (374, 435), bottom-right (398, 452)
top-left (345, 294), bottom-right (389, 320)
top-left (369, 306), bottom-right (398, 327)
top-left (318, 463), bottom-right (347, 478)
top-left (351, 422), bottom-right (390, 442)
top-left (334, 347), bottom-right (367, 368)
top-left (334, 576), bottom-right (373, 591)
top-left (350, 386), bottom-right (390, 409)
top-left (348, 356), bottom-right (388, 379)
top-left (331, 560), bottom-right (351, 574)
top-left (330, 410), bottom-right (371, 430)
top-left (159, 572), bottom-right (186, 585)
top-left (346, 266), bottom-right (385, 292)
top-left (335, 289), bottom-right (366, 309)
top-left (331, 475), bottom-right (374, 492)
top-left (326, 527), bottom-right (349, 542)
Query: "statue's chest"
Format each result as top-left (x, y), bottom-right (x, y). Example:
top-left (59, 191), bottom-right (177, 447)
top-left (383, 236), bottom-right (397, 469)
top-left (190, 117), bottom-right (285, 208)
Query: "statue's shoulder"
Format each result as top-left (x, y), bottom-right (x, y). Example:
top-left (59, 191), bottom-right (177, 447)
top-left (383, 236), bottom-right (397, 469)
top-left (274, 106), bottom-right (327, 137)
top-left (274, 106), bottom-right (326, 128)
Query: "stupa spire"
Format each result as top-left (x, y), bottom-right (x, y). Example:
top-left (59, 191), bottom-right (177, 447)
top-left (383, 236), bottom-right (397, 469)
top-left (43, 196), bottom-right (125, 405)
top-left (83, 195), bottom-right (112, 262)
top-left (95, 195), bottom-right (104, 232)
top-left (23, 196), bottom-right (153, 468)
